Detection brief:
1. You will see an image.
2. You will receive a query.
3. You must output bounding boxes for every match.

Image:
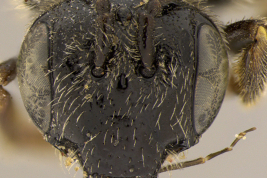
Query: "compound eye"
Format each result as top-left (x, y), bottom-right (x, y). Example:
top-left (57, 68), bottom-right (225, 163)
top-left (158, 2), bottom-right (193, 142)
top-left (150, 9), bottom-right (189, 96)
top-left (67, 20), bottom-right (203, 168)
top-left (17, 22), bottom-right (51, 133)
top-left (193, 25), bottom-right (229, 135)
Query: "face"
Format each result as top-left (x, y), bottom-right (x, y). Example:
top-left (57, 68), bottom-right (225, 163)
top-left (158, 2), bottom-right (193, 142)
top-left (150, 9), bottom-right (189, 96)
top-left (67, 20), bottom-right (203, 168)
top-left (16, 0), bottom-right (230, 176)
top-left (0, 0), bottom-right (267, 178)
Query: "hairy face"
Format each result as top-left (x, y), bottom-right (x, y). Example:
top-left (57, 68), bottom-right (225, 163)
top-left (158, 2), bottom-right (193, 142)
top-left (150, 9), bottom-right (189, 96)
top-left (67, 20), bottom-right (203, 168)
top-left (17, 0), bottom-right (228, 177)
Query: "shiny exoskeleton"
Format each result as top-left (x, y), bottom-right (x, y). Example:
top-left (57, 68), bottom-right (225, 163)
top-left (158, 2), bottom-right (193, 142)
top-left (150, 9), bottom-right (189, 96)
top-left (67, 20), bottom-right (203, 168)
top-left (1, 0), bottom-right (266, 178)
top-left (17, 0), bottom-right (228, 177)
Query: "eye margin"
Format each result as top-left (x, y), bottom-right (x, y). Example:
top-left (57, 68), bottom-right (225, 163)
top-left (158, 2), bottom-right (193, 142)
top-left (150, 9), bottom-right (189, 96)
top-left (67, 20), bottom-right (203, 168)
top-left (192, 24), bottom-right (229, 136)
top-left (17, 21), bottom-right (52, 133)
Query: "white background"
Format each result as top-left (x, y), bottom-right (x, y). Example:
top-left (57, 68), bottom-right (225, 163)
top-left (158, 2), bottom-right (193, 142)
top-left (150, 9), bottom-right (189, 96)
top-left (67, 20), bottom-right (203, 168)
top-left (0, 0), bottom-right (266, 178)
